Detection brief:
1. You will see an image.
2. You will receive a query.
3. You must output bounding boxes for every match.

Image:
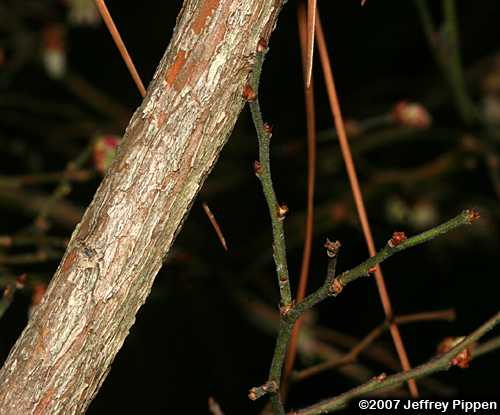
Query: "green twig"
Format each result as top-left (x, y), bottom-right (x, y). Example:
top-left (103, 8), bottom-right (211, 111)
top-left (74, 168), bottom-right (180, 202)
top-left (249, 50), bottom-right (292, 308)
top-left (249, 44), bottom-right (295, 415)
top-left (290, 310), bottom-right (500, 414)
top-left (293, 309), bottom-right (456, 383)
top-left (413, 0), bottom-right (478, 125)
top-left (248, 45), bottom-right (292, 415)
top-left (291, 210), bottom-right (477, 316)
top-left (472, 335), bottom-right (500, 359)
top-left (249, 210), bottom-right (476, 411)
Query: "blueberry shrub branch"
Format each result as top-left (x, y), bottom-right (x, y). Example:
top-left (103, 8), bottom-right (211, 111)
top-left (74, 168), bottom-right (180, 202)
top-left (245, 37), bottom-right (484, 415)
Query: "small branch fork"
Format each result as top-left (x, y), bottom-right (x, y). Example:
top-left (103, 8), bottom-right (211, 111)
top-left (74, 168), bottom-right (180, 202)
top-left (246, 52), bottom-right (482, 406)
top-left (247, 209), bottom-right (478, 410)
top-left (245, 11), bottom-right (483, 413)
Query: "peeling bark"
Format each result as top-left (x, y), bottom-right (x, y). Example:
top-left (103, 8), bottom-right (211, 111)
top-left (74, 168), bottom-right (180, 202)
top-left (0, 0), bottom-right (285, 413)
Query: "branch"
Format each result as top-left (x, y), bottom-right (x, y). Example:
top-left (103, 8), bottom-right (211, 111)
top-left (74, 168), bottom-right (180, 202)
top-left (293, 209), bottom-right (478, 315)
top-left (249, 45), bottom-right (292, 308)
top-left (413, 0), bottom-right (478, 125)
top-left (293, 309), bottom-right (456, 383)
top-left (0, 1), bottom-right (287, 412)
top-left (249, 210), bottom-right (476, 411)
top-left (290, 310), bottom-right (500, 414)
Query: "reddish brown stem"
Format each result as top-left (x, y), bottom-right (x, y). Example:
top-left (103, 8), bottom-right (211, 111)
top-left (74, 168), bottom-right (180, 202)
top-left (202, 202), bottom-right (228, 251)
top-left (94, 0), bottom-right (146, 97)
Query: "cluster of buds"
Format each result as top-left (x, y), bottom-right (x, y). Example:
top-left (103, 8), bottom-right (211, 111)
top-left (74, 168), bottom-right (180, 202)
top-left (437, 336), bottom-right (473, 369)
top-left (248, 380), bottom-right (277, 401)
top-left (93, 134), bottom-right (121, 175)
top-left (392, 101), bottom-right (432, 129)
top-left (324, 238), bottom-right (341, 258)
top-left (329, 278), bottom-right (344, 296)
top-left (388, 231), bottom-right (407, 248)
top-left (466, 208), bottom-right (480, 224)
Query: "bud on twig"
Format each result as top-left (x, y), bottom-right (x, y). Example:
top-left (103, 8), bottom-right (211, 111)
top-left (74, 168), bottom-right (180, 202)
top-left (324, 239), bottom-right (341, 258)
top-left (277, 204), bottom-right (288, 221)
top-left (437, 337), bottom-right (473, 369)
top-left (242, 84), bottom-right (256, 102)
top-left (466, 209), bottom-right (480, 224)
top-left (257, 38), bottom-right (268, 53)
top-left (388, 231), bottom-right (407, 248)
top-left (263, 122), bottom-right (273, 137)
top-left (253, 160), bottom-right (262, 176)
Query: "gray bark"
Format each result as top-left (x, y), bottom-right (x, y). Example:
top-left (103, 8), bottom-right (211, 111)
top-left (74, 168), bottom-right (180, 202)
top-left (0, 0), bottom-right (285, 413)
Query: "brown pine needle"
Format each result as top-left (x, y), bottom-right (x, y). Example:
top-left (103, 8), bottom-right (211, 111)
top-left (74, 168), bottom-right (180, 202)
top-left (94, 0), bottom-right (146, 97)
top-left (284, 0), bottom-right (317, 384)
top-left (305, 0), bottom-right (317, 88)
top-left (202, 202), bottom-right (228, 251)
top-left (315, 6), bottom-right (419, 397)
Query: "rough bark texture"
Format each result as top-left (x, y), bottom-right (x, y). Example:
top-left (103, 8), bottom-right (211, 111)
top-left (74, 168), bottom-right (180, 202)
top-left (0, 0), bottom-right (285, 413)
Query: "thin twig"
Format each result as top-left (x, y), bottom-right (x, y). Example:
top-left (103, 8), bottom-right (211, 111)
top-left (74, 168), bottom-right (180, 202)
top-left (94, 0), bottom-right (146, 97)
top-left (473, 335), bottom-right (500, 359)
top-left (0, 234), bottom-right (67, 248)
top-left (291, 210), bottom-right (476, 318)
top-left (202, 202), bottom-right (228, 251)
top-left (63, 71), bottom-right (132, 122)
top-left (293, 309), bottom-right (456, 382)
top-left (249, 49), bottom-right (293, 309)
top-left (249, 210), bottom-right (476, 408)
top-left (290, 311), bottom-right (500, 414)
top-left (248, 40), bottom-right (292, 415)
top-left (0, 169), bottom-right (93, 188)
top-left (413, 0), bottom-right (478, 125)
top-left (0, 251), bottom-right (61, 265)
top-left (315, 6), bottom-right (418, 396)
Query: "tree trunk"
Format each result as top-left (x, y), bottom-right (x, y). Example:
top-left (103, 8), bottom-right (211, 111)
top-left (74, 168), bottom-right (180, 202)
top-left (0, 0), bottom-right (285, 413)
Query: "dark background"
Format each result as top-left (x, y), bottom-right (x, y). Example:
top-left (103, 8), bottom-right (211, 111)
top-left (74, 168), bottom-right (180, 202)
top-left (1, 0), bottom-right (499, 413)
